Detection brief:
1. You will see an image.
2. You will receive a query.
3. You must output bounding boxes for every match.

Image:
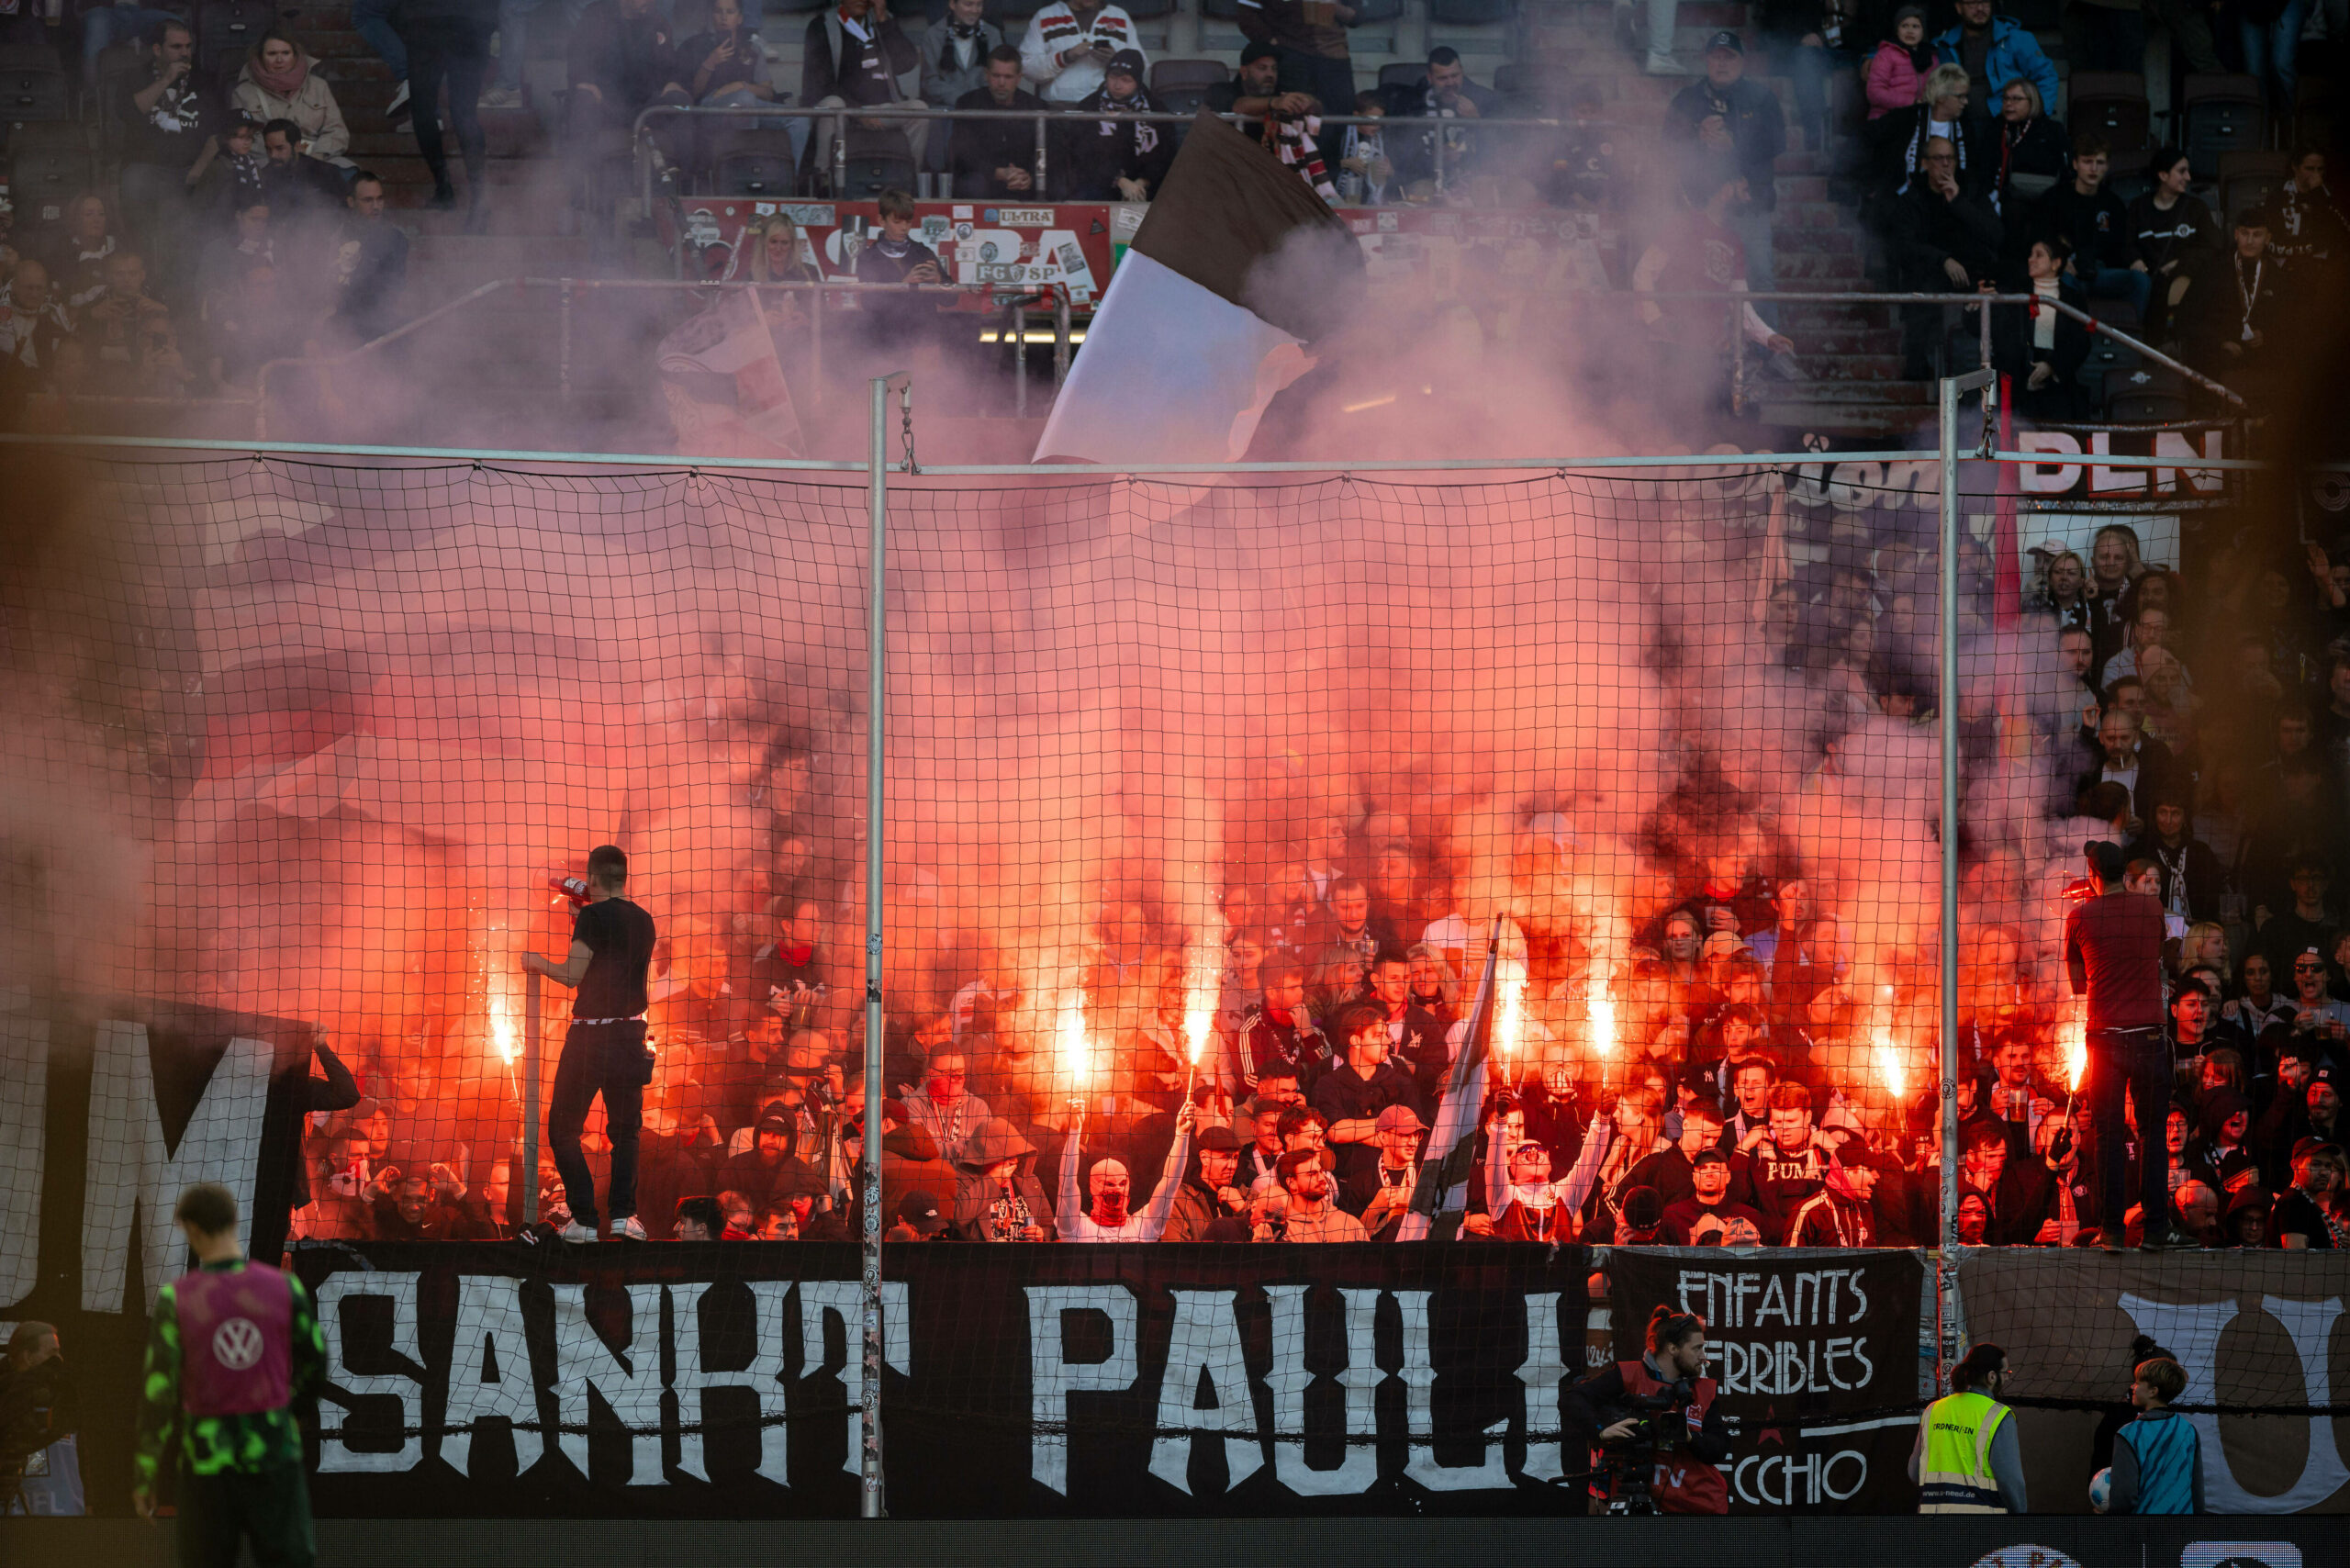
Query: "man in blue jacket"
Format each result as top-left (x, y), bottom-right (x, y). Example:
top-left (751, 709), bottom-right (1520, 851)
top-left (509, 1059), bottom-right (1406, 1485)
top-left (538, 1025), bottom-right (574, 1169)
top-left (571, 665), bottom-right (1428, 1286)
top-left (1933, 0), bottom-right (2056, 134)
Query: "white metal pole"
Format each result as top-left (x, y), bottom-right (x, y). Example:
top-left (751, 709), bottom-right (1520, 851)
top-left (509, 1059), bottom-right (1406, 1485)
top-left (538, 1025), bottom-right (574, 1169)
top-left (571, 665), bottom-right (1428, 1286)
top-left (860, 372), bottom-right (901, 1519)
top-left (1937, 367), bottom-right (1993, 1378)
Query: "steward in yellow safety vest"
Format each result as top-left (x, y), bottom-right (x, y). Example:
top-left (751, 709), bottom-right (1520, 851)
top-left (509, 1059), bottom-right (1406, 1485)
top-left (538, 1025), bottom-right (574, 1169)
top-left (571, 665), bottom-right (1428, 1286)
top-left (1910, 1342), bottom-right (2028, 1513)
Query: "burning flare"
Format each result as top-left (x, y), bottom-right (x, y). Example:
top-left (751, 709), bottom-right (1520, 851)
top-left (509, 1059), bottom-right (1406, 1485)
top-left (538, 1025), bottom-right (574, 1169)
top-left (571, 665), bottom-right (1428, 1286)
top-left (1056, 991), bottom-right (1093, 1092)
top-left (2062, 1005), bottom-right (2088, 1093)
top-left (1181, 929), bottom-right (1223, 1071)
top-left (490, 984), bottom-right (518, 1066)
top-left (1494, 923), bottom-right (1528, 1069)
top-left (1873, 1034), bottom-right (1906, 1103)
top-left (1588, 981), bottom-right (1617, 1061)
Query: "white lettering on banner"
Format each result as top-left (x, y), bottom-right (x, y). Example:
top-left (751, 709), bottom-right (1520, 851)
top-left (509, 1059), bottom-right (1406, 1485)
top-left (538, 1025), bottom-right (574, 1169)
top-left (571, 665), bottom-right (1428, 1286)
top-left (1515, 1291), bottom-right (1568, 1483)
top-left (672, 1279), bottom-right (791, 1485)
top-left (1732, 1449), bottom-right (1869, 1506)
top-left (2153, 429), bottom-right (2226, 494)
top-left (550, 1282), bottom-right (667, 1483)
top-left (1264, 1283), bottom-right (1382, 1495)
top-left (1147, 1290), bottom-right (1261, 1495)
top-left (81, 1023), bottom-right (272, 1313)
top-left (1026, 1284), bottom-right (1139, 1495)
top-left (315, 1271), bottom-right (425, 1473)
top-left (2089, 433), bottom-right (2147, 496)
top-left (441, 1274), bottom-right (544, 1476)
top-left (1712, 1335), bottom-right (1875, 1396)
top-left (2018, 431), bottom-right (2085, 494)
top-left (1673, 1267), bottom-right (1873, 1332)
top-left (800, 1279), bottom-right (912, 1475)
top-left (2117, 1292), bottom-right (2350, 1513)
top-left (0, 1014), bottom-right (48, 1308)
top-left (1393, 1289), bottom-right (1511, 1490)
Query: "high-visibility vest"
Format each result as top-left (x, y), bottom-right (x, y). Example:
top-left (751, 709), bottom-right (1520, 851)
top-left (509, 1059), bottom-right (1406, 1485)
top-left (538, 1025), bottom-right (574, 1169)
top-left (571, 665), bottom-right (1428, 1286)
top-left (1918, 1391), bottom-right (2011, 1513)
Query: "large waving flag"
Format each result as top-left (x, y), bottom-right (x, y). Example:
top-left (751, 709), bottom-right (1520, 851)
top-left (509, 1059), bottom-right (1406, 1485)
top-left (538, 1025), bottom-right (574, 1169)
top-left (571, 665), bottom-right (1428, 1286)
top-left (1395, 917), bottom-right (1500, 1241)
top-left (657, 286), bottom-right (804, 458)
top-left (1034, 109), bottom-right (1363, 465)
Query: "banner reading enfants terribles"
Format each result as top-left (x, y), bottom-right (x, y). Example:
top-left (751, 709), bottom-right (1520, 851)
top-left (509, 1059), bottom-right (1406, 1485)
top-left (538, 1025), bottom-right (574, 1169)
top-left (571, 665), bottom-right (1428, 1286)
top-left (1606, 1249), bottom-right (1926, 1515)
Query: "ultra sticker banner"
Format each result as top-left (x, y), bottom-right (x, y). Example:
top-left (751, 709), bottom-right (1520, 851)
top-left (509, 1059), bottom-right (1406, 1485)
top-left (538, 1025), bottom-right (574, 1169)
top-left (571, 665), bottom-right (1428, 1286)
top-left (294, 1241), bottom-right (1594, 1518)
top-left (1606, 1248), bottom-right (1927, 1514)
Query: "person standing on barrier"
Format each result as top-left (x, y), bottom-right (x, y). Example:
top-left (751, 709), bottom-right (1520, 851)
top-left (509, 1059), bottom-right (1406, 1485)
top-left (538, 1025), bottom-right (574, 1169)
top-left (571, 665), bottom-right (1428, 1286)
top-left (132, 1182), bottom-right (326, 1566)
top-left (2068, 838), bottom-right (2189, 1251)
top-left (1562, 1306), bottom-right (1730, 1516)
top-left (1913, 1343), bottom-right (2027, 1513)
top-left (524, 844), bottom-right (659, 1243)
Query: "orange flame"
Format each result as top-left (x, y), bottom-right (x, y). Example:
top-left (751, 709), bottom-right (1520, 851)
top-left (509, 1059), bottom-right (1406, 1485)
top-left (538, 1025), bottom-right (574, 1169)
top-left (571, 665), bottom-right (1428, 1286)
top-left (1874, 1035), bottom-right (1905, 1102)
top-left (2063, 1011), bottom-right (2088, 1093)
top-left (490, 985), bottom-right (518, 1066)
top-left (1056, 991), bottom-right (1092, 1091)
top-left (1588, 981), bottom-right (1616, 1061)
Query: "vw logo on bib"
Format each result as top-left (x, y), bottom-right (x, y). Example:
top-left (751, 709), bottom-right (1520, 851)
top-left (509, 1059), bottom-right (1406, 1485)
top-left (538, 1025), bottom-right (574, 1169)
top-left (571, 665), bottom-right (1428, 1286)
top-left (212, 1316), bottom-right (265, 1372)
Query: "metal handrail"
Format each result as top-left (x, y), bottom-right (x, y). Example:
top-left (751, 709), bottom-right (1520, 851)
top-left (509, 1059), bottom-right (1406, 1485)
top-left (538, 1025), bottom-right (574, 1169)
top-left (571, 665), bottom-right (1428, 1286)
top-left (253, 278), bottom-right (515, 440)
top-left (631, 101), bottom-right (1568, 217)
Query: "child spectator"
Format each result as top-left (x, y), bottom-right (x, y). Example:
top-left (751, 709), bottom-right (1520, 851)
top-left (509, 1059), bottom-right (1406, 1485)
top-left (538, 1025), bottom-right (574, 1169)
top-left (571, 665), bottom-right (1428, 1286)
top-left (1865, 6), bottom-right (1930, 120)
top-left (2102, 1356), bottom-right (2202, 1513)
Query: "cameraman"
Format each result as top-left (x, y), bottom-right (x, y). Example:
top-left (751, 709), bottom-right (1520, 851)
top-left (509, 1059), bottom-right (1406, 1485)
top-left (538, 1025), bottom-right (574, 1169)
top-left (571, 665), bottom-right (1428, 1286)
top-left (0, 1323), bottom-right (82, 1515)
top-left (1563, 1305), bottom-right (1730, 1514)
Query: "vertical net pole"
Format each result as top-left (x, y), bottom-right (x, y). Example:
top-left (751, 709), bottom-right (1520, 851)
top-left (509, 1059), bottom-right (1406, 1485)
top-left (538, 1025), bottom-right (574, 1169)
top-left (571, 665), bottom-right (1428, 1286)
top-left (1937, 368), bottom-right (1993, 1376)
top-left (860, 373), bottom-right (896, 1519)
top-left (522, 969), bottom-right (542, 1226)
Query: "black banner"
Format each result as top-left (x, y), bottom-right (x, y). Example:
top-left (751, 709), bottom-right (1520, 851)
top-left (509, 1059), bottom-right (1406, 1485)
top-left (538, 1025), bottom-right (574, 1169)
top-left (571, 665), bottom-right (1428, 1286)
top-left (2, 997), bottom-right (315, 1515)
top-left (1603, 1248), bottom-right (1926, 1515)
top-left (293, 1239), bottom-right (1595, 1517)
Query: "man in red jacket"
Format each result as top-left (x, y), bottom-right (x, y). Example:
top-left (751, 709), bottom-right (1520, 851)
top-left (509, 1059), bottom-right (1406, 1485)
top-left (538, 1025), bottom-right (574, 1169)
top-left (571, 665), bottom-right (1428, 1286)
top-left (2067, 839), bottom-right (2188, 1250)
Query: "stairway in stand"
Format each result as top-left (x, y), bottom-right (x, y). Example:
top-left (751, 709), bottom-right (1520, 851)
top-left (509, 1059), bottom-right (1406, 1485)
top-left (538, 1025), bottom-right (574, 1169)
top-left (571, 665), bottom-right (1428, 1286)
top-left (1519, 0), bottom-right (1933, 437)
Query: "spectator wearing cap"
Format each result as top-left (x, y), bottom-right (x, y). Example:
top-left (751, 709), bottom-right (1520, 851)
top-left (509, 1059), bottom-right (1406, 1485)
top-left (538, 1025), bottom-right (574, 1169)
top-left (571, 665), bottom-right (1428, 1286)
top-left (2271, 1138), bottom-right (2343, 1249)
top-left (1233, 0), bottom-right (1355, 164)
top-left (1663, 31), bottom-right (1787, 329)
top-left (1055, 48), bottom-right (1169, 201)
top-left (2285, 946), bottom-right (2350, 1045)
top-left (1270, 1147), bottom-right (1369, 1241)
top-left (1463, 1136), bottom-right (1581, 1243)
top-left (888, 1189), bottom-right (951, 1240)
top-left (1624, 1101), bottom-right (1751, 1210)
top-left (2307, 1065), bottom-right (2346, 1146)
top-left (1614, 1186), bottom-right (1669, 1244)
top-left (1379, 48), bottom-right (1501, 197)
top-left (1311, 1000), bottom-right (1426, 1184)
top-left (1662, 1146), bottom-right (1768, 1243)
top-left (1165, 1122), bottom-right (1252, 1240)
top-left (2125, 794), bottom-right (2223, 925)
top-left (1786, 1149), bottom-right (1883, 1246)
top-left (951, 1115), bottom-right (1051, 1240)
top-left (1340, 1105), bottom-right (1424, 1234)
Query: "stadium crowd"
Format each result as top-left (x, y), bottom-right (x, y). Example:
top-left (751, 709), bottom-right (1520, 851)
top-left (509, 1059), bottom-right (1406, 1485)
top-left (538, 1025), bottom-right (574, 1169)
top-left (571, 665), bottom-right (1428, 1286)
top-left (4, 0), bottom-right (2343, 412)
top-left (276, 510), bottom-right (2350, 1250)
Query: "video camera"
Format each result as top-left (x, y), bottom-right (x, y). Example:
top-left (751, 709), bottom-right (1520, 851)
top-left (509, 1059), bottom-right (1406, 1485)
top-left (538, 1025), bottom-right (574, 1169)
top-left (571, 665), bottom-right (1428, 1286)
top-left (1595, 1383), bottom-right (1691, 1517)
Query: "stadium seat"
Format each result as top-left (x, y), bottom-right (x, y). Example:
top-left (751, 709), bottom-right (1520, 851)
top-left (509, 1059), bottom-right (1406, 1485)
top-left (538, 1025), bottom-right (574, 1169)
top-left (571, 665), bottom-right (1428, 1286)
top-left (838, 150), bottom-right (918, 198)
top-left (2180, 74), bottom-right (2266, 179)
top-left (0, 57), bottom-right (68, 121)
top-left (714, 150), bottom-right (800, 196)
top-left (196, 0), bottom-right (273, 80)
top-left (2075, 334), bottom-right (2142, 408)
top-left (1351, 0), bottom-right (1404, 20)
top-left (2218, 149), bottom-right (2288, 224)
top-left (2065, 73), bottom-right (2150, 158)
top-left (1379, 62), bottom-right (1425, 91)
top-left (2105, 366), bottom-right (2187, 423)
top-left (2003, 0), bottom-right (2061, 27)
top-left (1152, 59), bottom-right (1229, 95)
top-left (3, 121), bottom-right (90, 223)
top-left (1121, 0), bottom-right (1172, 15)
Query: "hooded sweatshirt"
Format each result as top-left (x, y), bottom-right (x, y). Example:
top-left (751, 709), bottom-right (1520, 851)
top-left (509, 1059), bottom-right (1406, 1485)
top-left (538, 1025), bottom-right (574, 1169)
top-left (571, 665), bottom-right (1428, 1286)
top-left (951, 1115), bottom-right (1054, 1239)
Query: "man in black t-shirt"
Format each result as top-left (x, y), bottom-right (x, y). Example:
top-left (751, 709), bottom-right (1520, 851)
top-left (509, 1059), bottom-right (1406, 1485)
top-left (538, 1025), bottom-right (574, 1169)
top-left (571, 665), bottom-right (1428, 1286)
top-left (111, 19), bottom-right (222, 286)
top-left (524, 844), bottom-right (659, 1241)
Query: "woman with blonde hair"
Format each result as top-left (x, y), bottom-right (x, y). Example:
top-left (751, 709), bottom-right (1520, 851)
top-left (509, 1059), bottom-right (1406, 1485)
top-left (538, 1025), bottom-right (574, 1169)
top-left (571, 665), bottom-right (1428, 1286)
top-left (2176, 922), bottom-right (2230, 981)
